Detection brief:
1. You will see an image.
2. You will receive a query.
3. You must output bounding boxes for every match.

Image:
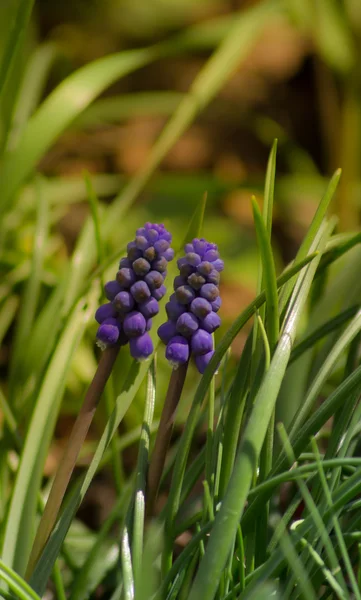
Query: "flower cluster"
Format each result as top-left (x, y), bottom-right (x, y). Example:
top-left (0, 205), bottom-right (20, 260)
top-left (158, 238), bottom-right (223, 373)
top-left (95, 223), bottom-right (174, 360)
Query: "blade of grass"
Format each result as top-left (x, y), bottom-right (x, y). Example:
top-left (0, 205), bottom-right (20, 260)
top-left (277, 425), bottom-right (348, 597)
top-left (0, 0), bottom-right (35, 99)
top-left (187, 220), bottom-right (332, 600)
top-left (0, 560), bottom-right (41, 600)
top-left (132, 360), bottom-right (156, 592)
top-left (9, 177), bottom-right (48, 405)
top-left (311, 438), bottom-right (361, 599)
top-left (162, 252), bottom-right (319, 572)
top-left (1, 293), bottom-right (96, 575)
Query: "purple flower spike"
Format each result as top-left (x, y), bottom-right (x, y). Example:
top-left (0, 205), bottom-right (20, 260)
top-left (176, 312), bottom-right (199, 337)
top-left (152, 285), bottom-right (167, 300)
top-left (130, 281), bottom-right (151, 303)
top-left (129, 332), bottom-right (153, 360)
top-left (191, 329), bottom-right (213, 355)
top-left (158, 236), bottom-right (222, 373)
top-left (113, 291), bottom-right (135, 313)
top-left (158, 320), bottom-right (177, 344)
top-left (195, 350), bottom-right (214, 374)
top-left (123, 311), bottom-right (146, 337)
top-left (138, 297), bottom-right (159, 319)
top-left (175, 285), bottom-right (196, 305)
top-left (95, 303), bottom-right (116, 323)
top-left (104, 280), bottom-right (122, 301)
top-left (94, 222), bottom-right (174, 355)
top-left (166, 335), bottom-right (189, 367)
top-left (201, 312), bottom-right (221, 333)
top-left (200, 283), bottom-right (219, 302)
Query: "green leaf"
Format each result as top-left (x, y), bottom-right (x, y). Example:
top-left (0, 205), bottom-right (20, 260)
top-left (0, 47), bottom-right (157, 215)
top-left (187, 220), bottom-right (332, 600)
top-left (251, 196), bottom-right (279, 351)
top-left (1, 295), bottom-right (96, 575)
top-left (0, 559), bottom-right (41, 600)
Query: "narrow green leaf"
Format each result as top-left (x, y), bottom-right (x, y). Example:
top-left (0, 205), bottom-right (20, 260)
top-left (0, 48), bottom-right (158, 215)
top-left (187, 221), bottom-right (332, 600)
top-left (0, 0), bottom-right (35, 99)
top-left (1, 295), bottom-right (96, 575)
top-left (252, 196), bottom-right (279, 351)
top-left (0, 559), bottom-right (41, 600)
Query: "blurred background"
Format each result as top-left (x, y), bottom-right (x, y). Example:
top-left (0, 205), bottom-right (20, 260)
top-left (1, 0), bottom-right (361, 523)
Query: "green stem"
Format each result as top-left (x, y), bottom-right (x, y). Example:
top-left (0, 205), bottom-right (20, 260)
top-left (25, 345), bottom-right (120, 578)
top-left (146, 363), bottom-right (188, 516)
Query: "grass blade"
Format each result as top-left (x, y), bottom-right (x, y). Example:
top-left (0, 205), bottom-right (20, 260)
top-left (187, 220), bottom-right (332, 600)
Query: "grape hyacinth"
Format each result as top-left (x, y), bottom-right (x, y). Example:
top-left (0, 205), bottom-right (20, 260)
top-left (158, 238), bottom-right (223, 373)
top-left (95, 223), bottom-right (174, 360)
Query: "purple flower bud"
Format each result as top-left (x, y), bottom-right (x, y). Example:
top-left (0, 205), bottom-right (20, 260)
top-left (163, 248), bottom-right (175, 261)
top-left (211, 296), bottom-right (222, 312)
top-left (152, 256), bottom-right (168, 273)
top-left (144, 246), bottom-right (156, 261)
top-left (177, 257), bottom-right (187, 270)
top-left (138, 297), bottom-right (159, 319)
top-left (147, 229), bottom-right (159, 243)
top-left (200, 283), bottom-right (219, 302)
top-left (195, 350), bottom-right (214, 374)
top-left (185, 243), bottom-right (194, 253)
top-left (201, 312), bottom-right (221, 333)
top-left (191, 329), bottom-right (213, 355)
top-left (96, 319), bottom-right (120, 347)
top-left (176, 312), bottom-right (199, 337)
top-left (188, 273), bottom-right (206, 290)
top-left (212, 259), bottom-right (224, 272)
top-left (116, 267), bottom-right (136, 288)
top-left (146, 318), bottom-right (152, 331)
top-left (166, 296), bottom-right (186, 320)
top-left (152, 284), bottom-right (166, 300)
top-left (123, 311), bottom-right (146, 337)
top-left (204, 249), bottom-right (219, 262)
top-left (133, 257), bottom-right (151, 276)
top-left (104, 280), bottom-right (122, 301)
top-left (119, 257), bottom-right (131, 269)
top-left (166, 335), bottom-right (189, 367)
top-left (180, 263), bottom-right (194, 277)
top-left (154, 239), bottom-right (169, 254)
top-left (175, 285), bottom-right (196, 305)
top-left (158, 320), bottom-right (177, 344)
top-left (173, 275), bottom-right (187, 290)
top-left (95, 303), bottom-right (116, 323)
top-left (197, 261), bottom-right (213, 276)
top-left (136, 227), bottom-right (146, 236)
top-left (127, 243), bottom-right (143, 261)
top-left (130, 281), bottom-right (151, 303)
top-left (145, 270), bottom-right (164, 290)
top-left (113, 291), bottom-right (135, 313)
top-left (207, 270), bottom-right (220, 285)
top-left (193, 239), bottom-right (207, 255)
top-left (186, 252), bottom-right (201, 267)
top-left (190, 297), bottom-right (212, 319)
top-left (135, 235), bottom-right (149, 250)
top-left (129, 332), bottom-right (153, 360)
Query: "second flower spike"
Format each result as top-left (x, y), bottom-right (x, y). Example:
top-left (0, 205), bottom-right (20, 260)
top-left (158, 237), bottom-right (223, 373)
top-left (95, 223), bottom-right (174, 360)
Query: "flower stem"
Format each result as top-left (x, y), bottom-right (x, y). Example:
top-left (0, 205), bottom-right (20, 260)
top-left (146, 363), bottom-right (188, 516)
top-left (25, 345), bottom-right (120, 579)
